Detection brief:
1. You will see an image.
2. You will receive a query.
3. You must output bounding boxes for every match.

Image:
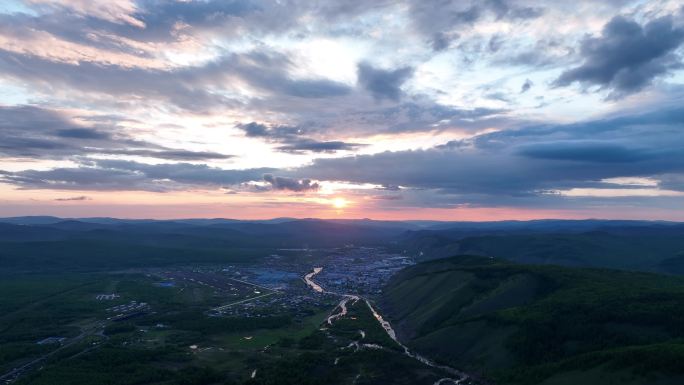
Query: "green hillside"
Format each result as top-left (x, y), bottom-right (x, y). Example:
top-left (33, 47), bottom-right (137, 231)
top-left (456, 233), bottom-right (684, 273)
top-left (400, 231), bottom-right (684, 274)
top-left (380, 256), bottom-right (684, 385)
top-left (0, 240), bottom-right (263, 272)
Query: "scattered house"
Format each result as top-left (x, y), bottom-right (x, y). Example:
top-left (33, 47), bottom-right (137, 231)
top-left (154, 281), bottom-right (176, 287)
top-left (36, 337), bottom-right (66, 345)
top-left (95, 294), bottom-right (120, 300)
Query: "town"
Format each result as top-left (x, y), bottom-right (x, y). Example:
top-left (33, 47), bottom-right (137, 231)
top-left (140, 247), bottom-right (414, 320)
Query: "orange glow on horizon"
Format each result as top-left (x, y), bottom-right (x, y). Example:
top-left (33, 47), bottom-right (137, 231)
top-left (2, 184), bottom-right (684, 221)
top-left (2, 198), bottom-right (683, 221)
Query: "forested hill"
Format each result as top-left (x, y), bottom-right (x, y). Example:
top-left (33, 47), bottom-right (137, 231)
top-left (0, 218), bottom-right (406, 272)
top-left (398, 226), bottom-right (684, 274)
top-left (380, 255), bottom-right (684, 385)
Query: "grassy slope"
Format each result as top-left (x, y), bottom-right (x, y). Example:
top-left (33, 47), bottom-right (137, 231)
top-left (0, 240), bottom-right (264, 272)
top-left (381, 255), bottom-right (684, 385)
top-left (5, 272), bottom-right (307, 385)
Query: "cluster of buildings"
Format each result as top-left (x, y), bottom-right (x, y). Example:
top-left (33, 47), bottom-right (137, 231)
top-left (211, 247), bottom-right (413, 318)
top-left (313, 247), bottom-right (414, 296)
top-left (213, 292), bottom-right (331, 318)
top-left (105, 301), bottom-right (150, 321)
top-left (36, 336), bottom-right (66, 345)
top-left (95, 293), bottom-right (120, 300)
top-left (144, 247), bottom-right (412, 320)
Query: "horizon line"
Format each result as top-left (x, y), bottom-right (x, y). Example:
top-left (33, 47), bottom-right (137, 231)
top-left (1, 215), bottom-right (681, 224)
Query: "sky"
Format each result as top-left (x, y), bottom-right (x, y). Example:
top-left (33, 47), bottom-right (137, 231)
top-left (0, 0), bottom-right (683, 220)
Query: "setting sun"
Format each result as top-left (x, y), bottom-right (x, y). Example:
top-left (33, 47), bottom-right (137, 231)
top-left (332, 197), bottom-right (348, 209)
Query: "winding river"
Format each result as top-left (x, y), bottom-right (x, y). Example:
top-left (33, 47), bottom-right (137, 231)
top-left (304, 267), bottom-right (469, 385)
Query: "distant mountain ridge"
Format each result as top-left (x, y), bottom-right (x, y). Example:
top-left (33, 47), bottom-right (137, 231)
top-left (3, 216), bottom-right (678, 229)
top-left (396, 220), bottom-right (684, 275)
top-left (0, 217), bottom-right (412, 272)
top-left (2, 216), bottom-right (684, 274)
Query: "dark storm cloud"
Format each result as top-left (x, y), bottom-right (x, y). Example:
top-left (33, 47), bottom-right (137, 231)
top-left (135, 0), bottom-right (260, 36)
top-left (0, 105), bottom-right (232, 160)
top-left (238, 121), bottom-right (310, 140)
top-left (237, 122), bottom-right (276, 138)
top-left (520, 79), bottom-right (533, 93)
top-left (263, 174), bottom-right (319, 192)
top-left (0, 0), bottom-right (386, 62)
top-left (0, 48), bottom-right (351, 112)
top-left (0, 50), bottom-right (233, 111)
top-left (234, 51), bottom-right (352, 98)
top-left (298, 148), bottom-right (550, 197)
top-left (0, 158), bottom-right (324, 193)
top-left (1, 165), bottom-right (158, 191)
top-left (103, 149), bottom-right (233, 160)
top-left (7, 0), bottom-right (277, 48)
top-left (55, 128), bottom-right (111, 140)
top-left (239, 93), bottom-right (512, 142)
top-left (0, 159), bottom-right (275, 192)
top-left (10, 0), bottom-right (403, 50)
top-left (431, 32), bottom-right (454, 51)
top-left (54, 196), bottom-right (91, 201)
top-left (409, 2), bottom-right (481, 36)
top-left (95, 159), bottom-right (272, 187)
top-left (240, 90), bottom-right (512, 139)
top-left (357, 62), bottom-right (414, 101)
top-left (0, 1), bottom-right (567, 147)
top-left (408, 0), bottom-right (543, 51)
top-left (0, 105), bottom-right (119, 158)
top-left (659, 173), bottom-right (684, 192)
top-left (474, 107), bottom-right (684, 147)
top-left (555, 15), bottom-right (684, 97)
top-left (491, 36), bottom-right (576, 69)
top-left (132, 0), bottom-right (386, 41)
top-left (371, 194), bottom-right (403, 201)
top-left (292, 106), bottom-right (684, 204)
top-left (236, 122), bottom-right (364, 153)
top-left (3, 106), bottom-right (684, 208)
top-left (516, 141), bottom-right (654, 163)
top-left (275, 140), bottom-right (365, 153)
top-left (486, 0), bottom-right (544, 20)
top-left (342, 101), bottom-right (508, 134)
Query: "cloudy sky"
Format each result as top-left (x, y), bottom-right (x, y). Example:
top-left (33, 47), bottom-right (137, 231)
top-left (0, 0), bottom-right (683, 220)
